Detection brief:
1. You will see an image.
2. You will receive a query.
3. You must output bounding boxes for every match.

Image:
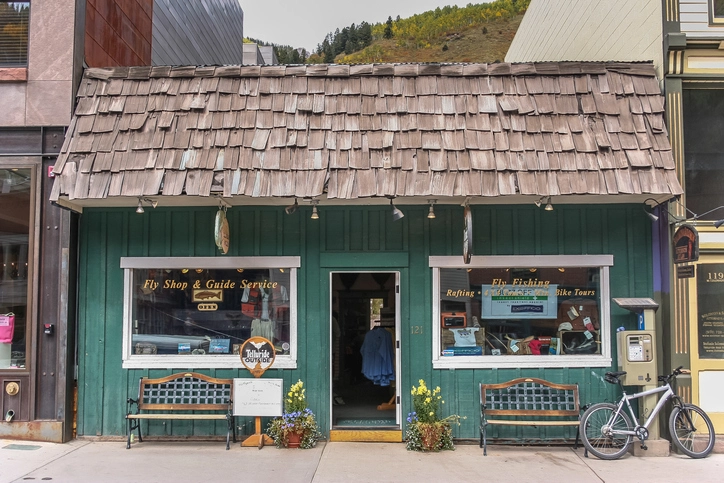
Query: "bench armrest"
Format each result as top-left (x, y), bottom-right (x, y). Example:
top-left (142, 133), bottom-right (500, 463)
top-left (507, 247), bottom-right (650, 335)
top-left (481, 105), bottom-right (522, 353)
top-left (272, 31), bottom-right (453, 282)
top-left (127, 398), bottom-right (139, 415)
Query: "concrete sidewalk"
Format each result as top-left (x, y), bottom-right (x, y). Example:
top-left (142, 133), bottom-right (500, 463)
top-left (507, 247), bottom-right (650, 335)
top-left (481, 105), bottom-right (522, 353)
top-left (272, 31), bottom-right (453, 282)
top-left (2, 439), bottom-right (723, 483)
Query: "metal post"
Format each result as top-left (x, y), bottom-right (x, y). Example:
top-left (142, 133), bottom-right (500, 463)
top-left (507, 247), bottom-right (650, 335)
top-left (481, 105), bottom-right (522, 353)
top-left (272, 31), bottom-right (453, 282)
top-left (641, 308), bottom-right (659, 439)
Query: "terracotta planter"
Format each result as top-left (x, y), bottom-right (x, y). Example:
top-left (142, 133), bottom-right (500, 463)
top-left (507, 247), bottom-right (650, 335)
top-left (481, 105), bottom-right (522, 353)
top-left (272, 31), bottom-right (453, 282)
top-left (286, 431), bottom-right (303, 448)
top-left (418, 422), bottom-right (445, 451)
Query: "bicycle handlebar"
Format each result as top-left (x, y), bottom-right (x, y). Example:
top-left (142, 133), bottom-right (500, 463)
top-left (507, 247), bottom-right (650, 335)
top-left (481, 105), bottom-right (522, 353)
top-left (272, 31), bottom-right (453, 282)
top-left (607, 366), bottom-right (687, 386)
top-left (658, 365), bottom-right (685, 384)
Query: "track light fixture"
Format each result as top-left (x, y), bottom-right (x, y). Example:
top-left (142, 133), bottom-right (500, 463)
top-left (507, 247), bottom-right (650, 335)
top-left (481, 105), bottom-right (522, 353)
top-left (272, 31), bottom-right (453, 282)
top-left (644, 198), bottom-right (724, 228)
top-left (285, 198), bottom-right (299, 215)
top-left (135, 197), bottom-right (158, 214)
top-left (427, 199), bottom-right (437, 219)
top-left (390, 197), bottom-right (404, 221)
top-left (310, 199), bottom-right (319, 220)
top-left (534, 196), bottom-right (553, 210)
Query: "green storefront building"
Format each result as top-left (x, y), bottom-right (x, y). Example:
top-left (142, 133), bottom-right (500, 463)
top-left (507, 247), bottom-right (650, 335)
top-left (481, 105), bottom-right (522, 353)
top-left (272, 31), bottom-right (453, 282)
top-left (51, 61), bottom-right (681, 444)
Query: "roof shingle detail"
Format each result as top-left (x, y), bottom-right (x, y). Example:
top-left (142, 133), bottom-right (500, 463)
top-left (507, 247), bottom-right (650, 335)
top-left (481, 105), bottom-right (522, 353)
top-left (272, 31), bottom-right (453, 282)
top-left (52, 62), bottom-right (681, 201)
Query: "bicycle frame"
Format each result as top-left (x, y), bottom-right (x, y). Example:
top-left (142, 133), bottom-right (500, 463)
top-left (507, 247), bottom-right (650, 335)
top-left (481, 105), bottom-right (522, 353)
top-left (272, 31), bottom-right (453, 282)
top-left (608, 383), bottom-right (674, 437)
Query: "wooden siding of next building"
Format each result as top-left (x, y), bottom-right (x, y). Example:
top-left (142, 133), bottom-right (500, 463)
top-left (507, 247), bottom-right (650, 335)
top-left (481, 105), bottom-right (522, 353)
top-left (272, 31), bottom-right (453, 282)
top-left (85, 0), bottom-right (152, 67)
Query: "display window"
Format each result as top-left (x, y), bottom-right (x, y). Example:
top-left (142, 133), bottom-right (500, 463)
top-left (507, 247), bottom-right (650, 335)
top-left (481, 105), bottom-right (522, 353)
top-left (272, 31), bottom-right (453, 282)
top-left (0, 167), bottom-right (34, 370)
top-left (121, 256), bottom-right (300, 369)
top-left (430, 255), bottom-right (613, 369)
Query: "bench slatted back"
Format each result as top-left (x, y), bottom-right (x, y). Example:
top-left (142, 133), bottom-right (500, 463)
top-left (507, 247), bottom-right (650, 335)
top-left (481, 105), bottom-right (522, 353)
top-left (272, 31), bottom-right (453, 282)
top-left (481, 377), bottom-right (579, 417)
top-left (137, 372), bottom-right (232, 411)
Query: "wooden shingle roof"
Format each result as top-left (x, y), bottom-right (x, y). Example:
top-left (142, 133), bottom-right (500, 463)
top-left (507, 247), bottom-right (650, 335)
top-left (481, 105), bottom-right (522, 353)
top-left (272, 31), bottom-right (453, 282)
top-left (51, 62), bottom-right (682, 205)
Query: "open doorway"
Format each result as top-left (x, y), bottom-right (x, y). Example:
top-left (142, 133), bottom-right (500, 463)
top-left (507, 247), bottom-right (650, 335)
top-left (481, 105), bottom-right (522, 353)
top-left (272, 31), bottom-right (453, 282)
top-left (331, 272), bottom-right (398, 430)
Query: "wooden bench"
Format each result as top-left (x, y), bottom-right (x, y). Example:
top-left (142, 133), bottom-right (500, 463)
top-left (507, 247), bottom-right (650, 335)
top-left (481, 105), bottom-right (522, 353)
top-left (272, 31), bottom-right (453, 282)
top-left (126, 372), bottom-right (236, 450)
top-left (479, 377), bottom-right (581, 455)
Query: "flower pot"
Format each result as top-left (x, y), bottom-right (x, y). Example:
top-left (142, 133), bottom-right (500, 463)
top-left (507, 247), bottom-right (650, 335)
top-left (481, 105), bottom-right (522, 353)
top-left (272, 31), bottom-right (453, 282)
top-left (418, 422), bottom-right (445, 451)
top-left (286, 431), bottom-right (303, 448)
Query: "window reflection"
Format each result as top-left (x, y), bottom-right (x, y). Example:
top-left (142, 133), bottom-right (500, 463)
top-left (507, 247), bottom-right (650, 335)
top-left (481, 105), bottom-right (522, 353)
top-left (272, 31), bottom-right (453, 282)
top-left (0, 2), bottom-right (30, 67)
top-left (131, 268), bottom-right (292, 356)
top-left (0, 168), bottom-right (31, 369)
top-left (438, 267), bottom-right (602, 357)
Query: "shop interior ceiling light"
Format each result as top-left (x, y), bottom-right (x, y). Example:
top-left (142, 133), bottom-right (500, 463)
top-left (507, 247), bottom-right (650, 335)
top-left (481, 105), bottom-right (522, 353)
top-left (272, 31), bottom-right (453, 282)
top-left (390, 198), bottom-right (404, 221)
top-left (427, 199), bottom-right (436, 219)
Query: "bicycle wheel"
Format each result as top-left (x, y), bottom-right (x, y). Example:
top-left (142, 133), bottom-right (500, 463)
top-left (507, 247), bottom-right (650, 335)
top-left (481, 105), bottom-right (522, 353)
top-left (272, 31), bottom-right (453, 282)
top-left (669, 403), bottom-right (715, 458)
top-left (580, 402), bottom-right (633, 460)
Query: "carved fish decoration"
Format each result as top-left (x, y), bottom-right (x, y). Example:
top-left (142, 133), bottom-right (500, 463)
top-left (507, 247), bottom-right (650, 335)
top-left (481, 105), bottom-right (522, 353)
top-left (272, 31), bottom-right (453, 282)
top-left (195, 291), bottom-right (221, 300)
top-left (214, 208), bottom-right (230, 254)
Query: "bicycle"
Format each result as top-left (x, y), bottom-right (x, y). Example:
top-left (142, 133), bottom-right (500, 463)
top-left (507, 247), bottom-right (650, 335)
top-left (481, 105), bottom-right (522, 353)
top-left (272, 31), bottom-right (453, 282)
top-left (580, 366), bottom-right (715, 460)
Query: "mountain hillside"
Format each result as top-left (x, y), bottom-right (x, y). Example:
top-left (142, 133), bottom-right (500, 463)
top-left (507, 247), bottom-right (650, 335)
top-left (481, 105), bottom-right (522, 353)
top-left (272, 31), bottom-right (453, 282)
top-left (249, 1), bottom-right (529, 65)
top-left (334, 15), bottom-right (522, 64)
top-left (323, 1), bottom-right (529, 64)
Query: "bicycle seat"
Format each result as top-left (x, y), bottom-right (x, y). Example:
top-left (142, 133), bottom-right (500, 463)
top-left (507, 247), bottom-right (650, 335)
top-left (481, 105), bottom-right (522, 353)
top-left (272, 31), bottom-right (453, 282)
top-left (604, 371), bottom-right (626, 384)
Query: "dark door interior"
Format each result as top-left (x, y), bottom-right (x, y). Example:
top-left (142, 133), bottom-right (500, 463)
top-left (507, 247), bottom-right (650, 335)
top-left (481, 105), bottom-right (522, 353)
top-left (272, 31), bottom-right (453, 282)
top-left (332, 272), bottom-right (397, 429)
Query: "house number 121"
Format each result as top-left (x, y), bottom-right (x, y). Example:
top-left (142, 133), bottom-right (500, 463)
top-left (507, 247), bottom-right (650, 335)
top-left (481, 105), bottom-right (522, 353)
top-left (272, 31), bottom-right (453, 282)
top-left (411, 325), bottom-right (423, 334)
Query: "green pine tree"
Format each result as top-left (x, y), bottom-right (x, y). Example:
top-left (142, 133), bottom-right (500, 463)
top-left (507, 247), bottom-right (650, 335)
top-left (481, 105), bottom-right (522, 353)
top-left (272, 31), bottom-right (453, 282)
top-left (384, 16), bottom-right (393, 39)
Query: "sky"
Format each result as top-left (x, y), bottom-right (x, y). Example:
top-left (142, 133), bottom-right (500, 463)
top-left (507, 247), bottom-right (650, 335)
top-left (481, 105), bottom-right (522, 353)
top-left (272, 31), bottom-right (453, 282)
top-left (240, 1), bottom-right (469, 53)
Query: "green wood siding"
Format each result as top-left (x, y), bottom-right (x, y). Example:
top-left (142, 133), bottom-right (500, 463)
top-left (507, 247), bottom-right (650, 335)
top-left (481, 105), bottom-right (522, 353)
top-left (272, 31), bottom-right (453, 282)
top-left (76, 204), bottom-right (651, 440)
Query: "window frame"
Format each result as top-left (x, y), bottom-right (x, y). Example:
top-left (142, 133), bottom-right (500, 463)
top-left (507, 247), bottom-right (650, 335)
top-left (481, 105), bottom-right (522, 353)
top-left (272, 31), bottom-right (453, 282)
top-left (120, 256), bottom-right (300, 369)
top-left (430, 254), bottom-right (613, 369)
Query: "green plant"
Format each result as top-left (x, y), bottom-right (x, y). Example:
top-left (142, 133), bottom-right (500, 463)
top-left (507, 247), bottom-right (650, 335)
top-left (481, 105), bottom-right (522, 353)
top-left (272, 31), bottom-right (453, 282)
top-left (285, 379), bottom-right (308, 413)
top-left (405, 379), bottom-right (463, 451)
top-left (410, 379), bottom-right (442, 423)
top-left (267, 380), bottom-right (321, 449)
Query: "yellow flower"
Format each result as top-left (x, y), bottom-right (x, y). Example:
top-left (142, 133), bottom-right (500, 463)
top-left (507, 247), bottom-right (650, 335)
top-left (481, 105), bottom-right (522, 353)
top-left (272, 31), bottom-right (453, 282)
top-left (425, 397), bottom-right (431, 403)
top-left (429, 411), bottom-right (434, 416)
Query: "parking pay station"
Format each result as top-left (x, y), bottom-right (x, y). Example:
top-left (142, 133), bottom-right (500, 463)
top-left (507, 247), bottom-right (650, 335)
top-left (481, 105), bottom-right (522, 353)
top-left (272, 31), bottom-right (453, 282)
top-left (618, 331), bottom-right (656, 383)
top-left (612, 298), bottom-right (660, 439)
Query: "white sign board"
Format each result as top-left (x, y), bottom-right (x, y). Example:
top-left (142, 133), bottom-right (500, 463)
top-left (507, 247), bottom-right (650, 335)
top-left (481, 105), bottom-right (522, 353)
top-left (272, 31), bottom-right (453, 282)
top-left (480, 284), bottom-right (558, 319)
top-left (233, 378), bottom-right (284, 417)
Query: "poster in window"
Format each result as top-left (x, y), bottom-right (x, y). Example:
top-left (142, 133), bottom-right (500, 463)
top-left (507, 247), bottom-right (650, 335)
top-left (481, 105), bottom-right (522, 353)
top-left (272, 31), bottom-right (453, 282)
top-left (480, 285), bottom-right (558, 319)
top-left (697, 263), bottom-right (724, 359)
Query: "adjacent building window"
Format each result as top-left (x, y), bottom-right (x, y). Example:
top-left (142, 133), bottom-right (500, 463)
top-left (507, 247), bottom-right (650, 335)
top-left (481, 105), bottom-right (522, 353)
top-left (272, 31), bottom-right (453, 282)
top-left (683, 88), bottom-right (724, 217)
top-left (430, 255), bottom-right (613, 369)
top-left (710, 1), bottom-right (724, 24)
top-left (0, 167), bottom-right (33, 369)
top-left (0, 2), bottom-right (30, 67)
top-left (121, 257), bottom-right (300, 369)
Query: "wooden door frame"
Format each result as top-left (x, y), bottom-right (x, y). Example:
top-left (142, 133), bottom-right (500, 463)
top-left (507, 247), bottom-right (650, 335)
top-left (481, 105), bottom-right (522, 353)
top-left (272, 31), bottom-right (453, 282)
top-left (687, 255), bottom-right (724, 431)
top-left (326, 269), bottom-right (402, 432)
